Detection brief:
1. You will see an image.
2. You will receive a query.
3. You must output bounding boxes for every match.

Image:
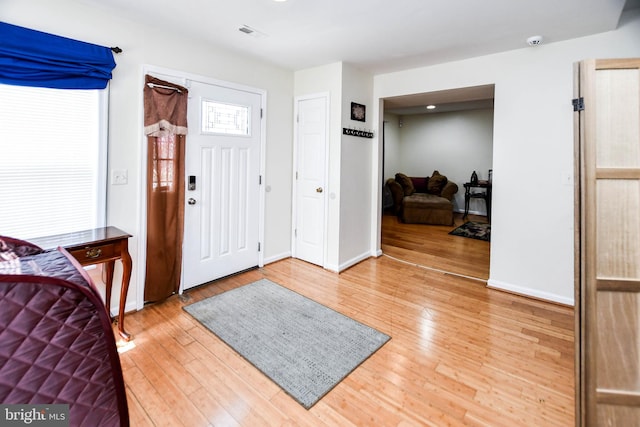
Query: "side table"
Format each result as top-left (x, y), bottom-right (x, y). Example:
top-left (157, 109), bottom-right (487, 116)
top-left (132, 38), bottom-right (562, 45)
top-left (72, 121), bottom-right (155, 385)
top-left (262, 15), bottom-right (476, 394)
top-left (30, 226), bottom-right (133, 341)
top-left (463, 182), bottom-right (492, 222)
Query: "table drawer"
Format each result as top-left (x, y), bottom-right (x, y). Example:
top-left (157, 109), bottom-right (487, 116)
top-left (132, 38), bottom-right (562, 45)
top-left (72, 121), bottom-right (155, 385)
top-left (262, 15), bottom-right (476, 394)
top-left (68, 243), bottom-right (118, 265)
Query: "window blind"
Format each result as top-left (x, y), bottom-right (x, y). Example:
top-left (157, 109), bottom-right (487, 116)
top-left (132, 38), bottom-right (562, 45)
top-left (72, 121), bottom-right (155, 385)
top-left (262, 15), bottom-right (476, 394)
top-left (0, 83), bottom-right (107, 239)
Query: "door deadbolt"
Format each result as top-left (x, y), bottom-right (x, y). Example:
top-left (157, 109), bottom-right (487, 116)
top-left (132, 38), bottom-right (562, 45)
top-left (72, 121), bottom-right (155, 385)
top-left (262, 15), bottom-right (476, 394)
top-left (316, 187), bottom-right (323, 193)
top-left (188, 198), bottom-right (197, 205)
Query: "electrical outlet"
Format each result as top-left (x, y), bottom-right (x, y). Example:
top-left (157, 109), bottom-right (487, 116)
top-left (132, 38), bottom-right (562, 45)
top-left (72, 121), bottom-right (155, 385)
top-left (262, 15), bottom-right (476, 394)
top-left (111, 169), bottom-right (128, 185)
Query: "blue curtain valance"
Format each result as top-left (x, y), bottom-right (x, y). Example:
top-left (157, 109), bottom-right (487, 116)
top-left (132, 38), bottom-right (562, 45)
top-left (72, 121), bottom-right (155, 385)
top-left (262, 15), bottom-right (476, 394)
top-left (0, 21), bottom-right (116, 90)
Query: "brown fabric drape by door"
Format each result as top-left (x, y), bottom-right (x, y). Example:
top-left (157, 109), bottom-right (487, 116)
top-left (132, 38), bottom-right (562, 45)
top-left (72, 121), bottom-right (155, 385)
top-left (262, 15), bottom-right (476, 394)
top-left (143, 75), bottom-right (188, 302)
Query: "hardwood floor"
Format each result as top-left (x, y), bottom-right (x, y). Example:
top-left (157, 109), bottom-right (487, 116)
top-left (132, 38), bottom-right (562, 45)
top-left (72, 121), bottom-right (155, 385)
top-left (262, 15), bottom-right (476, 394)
top-left (381, 211), bottom-right (490, 281)
top-left (116, 226), bottom-right (574, 426)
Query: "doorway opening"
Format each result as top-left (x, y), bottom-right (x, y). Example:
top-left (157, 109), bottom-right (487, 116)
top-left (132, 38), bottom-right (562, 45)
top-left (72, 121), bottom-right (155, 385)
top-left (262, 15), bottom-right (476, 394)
top-left (380, 84), bottom-right (494, 281)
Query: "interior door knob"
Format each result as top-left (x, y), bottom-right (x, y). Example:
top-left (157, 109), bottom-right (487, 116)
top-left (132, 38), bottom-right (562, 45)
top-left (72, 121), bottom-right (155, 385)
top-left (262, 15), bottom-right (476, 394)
top-left (188, 198), bottom-right (196, 205)
top-left (316, 187), bottom-right (323, 193)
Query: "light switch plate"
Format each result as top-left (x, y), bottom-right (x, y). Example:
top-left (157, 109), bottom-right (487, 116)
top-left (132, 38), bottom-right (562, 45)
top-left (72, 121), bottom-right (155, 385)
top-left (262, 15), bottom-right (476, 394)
top-left (111, 169), bottom-right (128, 185)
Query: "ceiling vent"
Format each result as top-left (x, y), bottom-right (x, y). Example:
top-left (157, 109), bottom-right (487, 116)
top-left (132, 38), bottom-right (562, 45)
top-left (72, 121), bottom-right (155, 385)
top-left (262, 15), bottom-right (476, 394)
top-left (238, 25), bottom-right (267, 38)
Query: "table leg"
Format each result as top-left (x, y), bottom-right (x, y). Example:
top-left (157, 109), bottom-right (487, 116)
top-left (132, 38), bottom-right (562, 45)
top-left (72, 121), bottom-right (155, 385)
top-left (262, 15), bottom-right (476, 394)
top-left (464, 194), bottom-right (471, 219)
top-left (105, 260), bottom-right (115, 316)
top-left (117, 239), bottom-right (133, 341)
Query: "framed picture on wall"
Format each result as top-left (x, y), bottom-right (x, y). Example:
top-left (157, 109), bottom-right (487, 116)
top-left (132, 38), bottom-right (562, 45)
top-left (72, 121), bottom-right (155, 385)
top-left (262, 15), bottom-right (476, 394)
top-left (351, 102), bottom-right (366, 122)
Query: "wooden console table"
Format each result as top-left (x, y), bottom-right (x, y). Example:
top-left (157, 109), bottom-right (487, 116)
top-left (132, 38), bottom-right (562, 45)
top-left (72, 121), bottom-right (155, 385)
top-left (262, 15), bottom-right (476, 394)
top-left (30, 226), bottom-right (133, 341)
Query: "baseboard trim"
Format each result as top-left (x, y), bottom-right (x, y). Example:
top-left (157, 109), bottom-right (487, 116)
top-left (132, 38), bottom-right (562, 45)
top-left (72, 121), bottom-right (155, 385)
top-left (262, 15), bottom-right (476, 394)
top-left (454, 208), bottom-right (487, 216)
top-left (264, 251), bottom-right (292, 265)
top-left (487, 279), bottom-right (574, 307)
top-left (324, 263), bottom-right (340, 273)
top-left (338, 251), bottom-right (372, 272)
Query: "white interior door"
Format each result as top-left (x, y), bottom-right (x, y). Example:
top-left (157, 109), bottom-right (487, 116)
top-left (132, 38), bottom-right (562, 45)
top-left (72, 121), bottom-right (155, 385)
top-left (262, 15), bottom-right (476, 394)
top-left (294, 95), bottom-right (328, 266)
top-left (182, 80), bottom-right (262, 289)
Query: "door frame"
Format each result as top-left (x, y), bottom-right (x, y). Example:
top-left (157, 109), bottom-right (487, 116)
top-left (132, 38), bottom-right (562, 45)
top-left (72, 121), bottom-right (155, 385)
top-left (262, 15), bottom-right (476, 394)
top-left (291, 92), bottom-right (330, 267)
top-left (137, 65), bottom-right (267, 307)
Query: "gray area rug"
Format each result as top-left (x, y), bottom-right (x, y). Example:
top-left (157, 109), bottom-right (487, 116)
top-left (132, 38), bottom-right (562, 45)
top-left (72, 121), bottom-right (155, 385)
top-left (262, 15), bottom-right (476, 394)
top-left (183, 279), bottom-right (390, 409)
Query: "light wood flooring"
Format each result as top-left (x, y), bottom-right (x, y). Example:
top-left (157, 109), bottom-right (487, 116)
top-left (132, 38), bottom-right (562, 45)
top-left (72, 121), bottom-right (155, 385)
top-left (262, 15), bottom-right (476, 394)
top-left (115, 215), bottom-right (574, 426)
top-left (381, 211), bottom-right (491, 281)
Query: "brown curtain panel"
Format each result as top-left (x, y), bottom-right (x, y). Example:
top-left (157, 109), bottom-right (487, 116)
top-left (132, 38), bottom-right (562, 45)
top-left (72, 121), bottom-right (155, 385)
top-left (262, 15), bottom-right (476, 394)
top-left (143, 75), bottom-right (189, 302)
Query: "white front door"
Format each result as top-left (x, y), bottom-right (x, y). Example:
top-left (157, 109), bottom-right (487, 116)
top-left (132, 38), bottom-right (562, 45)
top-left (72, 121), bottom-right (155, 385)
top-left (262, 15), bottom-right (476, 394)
top-left (182, 80), bottom-right (262, 290)
top-left (294, 95), bottom-right (328, 266)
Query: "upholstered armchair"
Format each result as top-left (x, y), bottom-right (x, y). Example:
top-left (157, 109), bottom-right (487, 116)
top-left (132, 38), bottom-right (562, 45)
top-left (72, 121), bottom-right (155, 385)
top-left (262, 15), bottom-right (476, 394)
top-left (386, 171), bottom-right (458, 225)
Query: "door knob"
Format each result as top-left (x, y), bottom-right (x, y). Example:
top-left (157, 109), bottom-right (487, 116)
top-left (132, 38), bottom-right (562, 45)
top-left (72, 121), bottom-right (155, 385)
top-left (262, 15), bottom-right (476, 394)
top-left (316, 187), bottom-right (323, 193)
top-left (188, 198), bottom-right (197, 205)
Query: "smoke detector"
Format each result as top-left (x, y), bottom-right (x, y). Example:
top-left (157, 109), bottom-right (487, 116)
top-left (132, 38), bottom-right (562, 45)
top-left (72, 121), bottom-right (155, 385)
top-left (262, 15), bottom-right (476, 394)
top-left (527, 35), bottom-right (543, 46)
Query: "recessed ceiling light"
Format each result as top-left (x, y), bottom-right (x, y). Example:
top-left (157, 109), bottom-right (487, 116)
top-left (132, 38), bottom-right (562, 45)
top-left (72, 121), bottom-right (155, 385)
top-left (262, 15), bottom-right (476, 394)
top-left (426, 105), bottom-right (436, 110)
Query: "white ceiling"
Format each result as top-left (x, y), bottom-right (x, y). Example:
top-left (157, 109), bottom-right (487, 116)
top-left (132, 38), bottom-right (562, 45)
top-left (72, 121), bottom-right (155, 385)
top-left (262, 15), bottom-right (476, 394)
top-left (79, 0), bottom-right (638, 113)
top-left (384, 84), bottom-right (495, 115)
top-left (81, 0), bottom-right (636, 75)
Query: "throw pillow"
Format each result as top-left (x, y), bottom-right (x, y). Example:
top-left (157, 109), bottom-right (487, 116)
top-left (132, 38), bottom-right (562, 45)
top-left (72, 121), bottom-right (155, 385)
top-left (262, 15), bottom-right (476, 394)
top-left (410, 177), bottom-right (429, 193)
top-left (427, 170), bottom-right (448, 195)
top-left (395, 173), bottom-right (415, 196)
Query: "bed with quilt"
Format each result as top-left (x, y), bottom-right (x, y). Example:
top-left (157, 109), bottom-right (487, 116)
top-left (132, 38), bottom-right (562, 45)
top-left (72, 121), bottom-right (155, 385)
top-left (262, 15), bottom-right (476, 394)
top-left (0, 235), bottom-right (129, 426)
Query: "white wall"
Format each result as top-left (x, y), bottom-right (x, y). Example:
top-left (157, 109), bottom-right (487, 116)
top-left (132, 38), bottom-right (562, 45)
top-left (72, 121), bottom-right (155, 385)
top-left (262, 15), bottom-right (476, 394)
top-left (382, 113), bottom-right (402, 184)
top-left (294, 62), bottom-right (374, 271)
top-left (2, 0), bottom-right (294, 311)
top-left (373, 9), bottom-right (640, 305)
top-left (339, 64), bottom-right (374, 269)
top-left (398, 109), bottom-right (494, 213)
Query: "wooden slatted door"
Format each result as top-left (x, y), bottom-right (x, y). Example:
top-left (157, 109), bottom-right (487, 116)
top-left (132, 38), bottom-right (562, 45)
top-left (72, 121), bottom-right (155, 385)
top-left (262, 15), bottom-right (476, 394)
top-left (576, 58), bottom-right (640, 426)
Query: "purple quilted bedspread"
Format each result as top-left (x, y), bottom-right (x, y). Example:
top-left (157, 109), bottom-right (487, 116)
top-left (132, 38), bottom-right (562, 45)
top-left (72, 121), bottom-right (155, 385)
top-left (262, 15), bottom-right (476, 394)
top-left (0, 249), bottom-right (129, 426)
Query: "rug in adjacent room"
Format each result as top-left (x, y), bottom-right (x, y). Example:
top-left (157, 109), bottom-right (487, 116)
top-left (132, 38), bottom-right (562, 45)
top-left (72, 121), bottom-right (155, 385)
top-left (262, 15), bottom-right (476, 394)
top-left (449, 221), bottom-right (491, 241)
top-left (183, 279), bottom-right (390, 409)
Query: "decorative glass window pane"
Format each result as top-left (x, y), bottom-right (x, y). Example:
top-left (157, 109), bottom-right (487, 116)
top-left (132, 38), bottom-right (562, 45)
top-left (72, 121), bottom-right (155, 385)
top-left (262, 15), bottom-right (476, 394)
top-left (151, 133), bottom-right (178, 192)
top-left (202, 100), bottom-right (250, 136)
